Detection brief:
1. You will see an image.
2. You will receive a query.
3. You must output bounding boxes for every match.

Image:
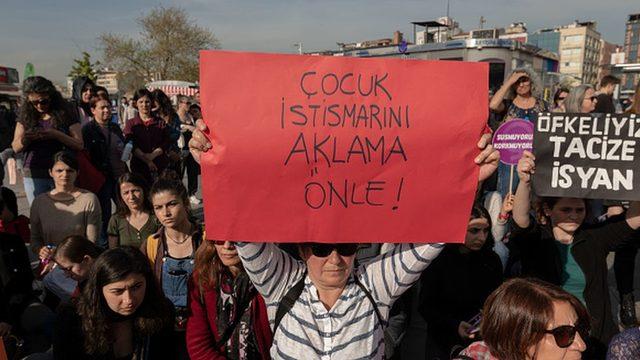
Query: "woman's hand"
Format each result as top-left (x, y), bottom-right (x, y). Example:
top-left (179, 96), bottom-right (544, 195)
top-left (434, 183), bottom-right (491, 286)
top-left (507, 71), bottom-right (528, 86)
top-left (501, 193), bottom-right (515, 214)
top-left (516, 150), bottom-right (536, 183)
top-left (188, 119), bottom-right (212, 164)
top-left (38, 245), bottom-right (53, 260)
top-left (38, 128), bottom-right (61, 140)
top-left (476, 133), bottom-right (500, 182)
top-left (146, 160), bottom-right (158, 172)
top-left (457, 321), bottom-right (475, 339)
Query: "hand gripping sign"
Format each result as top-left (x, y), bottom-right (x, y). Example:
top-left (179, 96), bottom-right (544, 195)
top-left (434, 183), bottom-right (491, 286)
top-left (533, 112), bottom-right (640, 200)
top-left (492, 119), bottom-right (534, 193)
top-left (199, 50), bottom-right (488, 243)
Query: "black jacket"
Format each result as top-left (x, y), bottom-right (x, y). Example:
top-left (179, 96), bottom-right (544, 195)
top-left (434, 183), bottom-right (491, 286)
top-left (82, 120), bottom-right (126, 178)
top-left (508, 216), bottom-right (636, 347)
top-left (0, 233), bottom-right (34, 327)
top-left (419, 244), bottom-right (503, 357)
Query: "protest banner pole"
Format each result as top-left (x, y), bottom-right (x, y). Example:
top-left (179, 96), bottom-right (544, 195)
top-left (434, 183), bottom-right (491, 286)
top-left (509, 164), bottom-right (515, 195)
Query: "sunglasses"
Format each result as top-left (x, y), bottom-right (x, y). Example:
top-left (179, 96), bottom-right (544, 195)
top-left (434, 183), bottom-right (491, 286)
top-left (587, 96), bottom-right (598, 101)
top-left (558, 96), bottom-right (567, 100)
top-left (309, 243), bottom-right (359, 257)
top-left (544, 324), bottom-right (589, 348)
top-left (213, 240), bottom-right (235, 247)
top-left (29, 98), bottom-right (50, 107)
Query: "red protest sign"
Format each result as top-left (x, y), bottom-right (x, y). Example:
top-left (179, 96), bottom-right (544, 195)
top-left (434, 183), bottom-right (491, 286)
top-left (200, 50), bottom-right (487, 243)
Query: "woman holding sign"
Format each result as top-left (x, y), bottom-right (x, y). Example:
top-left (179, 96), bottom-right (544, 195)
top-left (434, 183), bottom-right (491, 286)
top-left (510, 150), bottom-right (640, 355)
top-left (187, 119), bottom-right (500, 359)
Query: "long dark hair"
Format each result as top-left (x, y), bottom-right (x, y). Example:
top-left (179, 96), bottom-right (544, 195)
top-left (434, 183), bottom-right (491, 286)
top-left (534, 197), bottom-right (590, 227)
top-left (77, 246), bottom-right (172, 354)
top-left (51, 150), bottom-right (79, 171)
top-left (469, 202), bottom-right (495, 251)
top-left (193, 240), bottom-right (225, 294)
top-left (115, 173), bottom-right (152, 217)
top-left (19, 76), bottom-right (77, 131)
top-left (151, 89), bottom-right (175, 121)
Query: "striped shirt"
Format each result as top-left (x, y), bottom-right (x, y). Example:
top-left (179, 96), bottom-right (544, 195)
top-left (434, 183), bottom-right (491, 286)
top-left (236, 242), bottom-right (444, 359)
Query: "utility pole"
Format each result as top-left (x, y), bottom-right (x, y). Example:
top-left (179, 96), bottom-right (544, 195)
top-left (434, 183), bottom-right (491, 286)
top-left (446, 0), bottom-right (450, 20)
top-left (293, 42), bottom-right (303, 55)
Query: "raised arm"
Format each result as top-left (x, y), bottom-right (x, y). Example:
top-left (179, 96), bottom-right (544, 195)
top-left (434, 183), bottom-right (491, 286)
top-left (235, 242), bottom-right (306, 306)
top-left (625, 201), bottom-right (640, 230)
top-left (513, 150), bottom-right (535, 229)
top-left (489, 71), bottom-right (525, 112)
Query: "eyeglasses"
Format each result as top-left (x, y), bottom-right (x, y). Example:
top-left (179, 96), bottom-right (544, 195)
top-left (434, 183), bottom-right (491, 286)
top-left (544, 324), bottom-right (589, 348)
top-left (586, 96), bottom-right (598, 102)
top-left (29, 98), bottom-right (50, 107)
top-left (309, 243), bottom-right (359, 257)
top-left (558, 96), bottom-right (567, 101)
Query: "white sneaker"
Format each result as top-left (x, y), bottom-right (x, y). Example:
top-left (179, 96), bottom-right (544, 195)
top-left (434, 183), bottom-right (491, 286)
top-left (189, 195), bottom-right (202, 205)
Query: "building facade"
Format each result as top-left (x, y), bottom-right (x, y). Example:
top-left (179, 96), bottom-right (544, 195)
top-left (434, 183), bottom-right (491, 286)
top-left (558, 21), bottom-right (601, 85)
top-left (528, 29), bottom-right (560, 53)
top-left (325, 38), bottom-right (558, 96)
top-left (623, 13), bottom-right (640, 90)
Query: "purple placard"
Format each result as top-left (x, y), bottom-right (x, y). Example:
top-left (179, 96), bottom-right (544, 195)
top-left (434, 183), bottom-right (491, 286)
top-left (492, 119), bottom-right (534, 165)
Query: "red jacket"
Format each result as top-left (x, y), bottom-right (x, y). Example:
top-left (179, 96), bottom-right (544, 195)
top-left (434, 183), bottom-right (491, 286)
top-left (186, 273), bottom-right (272, 360)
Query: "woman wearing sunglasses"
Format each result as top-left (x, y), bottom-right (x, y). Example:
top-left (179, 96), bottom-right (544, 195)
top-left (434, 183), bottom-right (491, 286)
top-left (11, 76), bottom-right (84, 204)
top-left (552, 87), bottom-right (570, 112)
top-left (564, 84), bottom-right (598, 113)
top-left (186, 240), bottom-right (272, 359)
top-left (459, 278), bottom-right (588, 359)
top-left (489, 68), bottom-right (548, 125)
top-left (141, 172), bottom-right (203, 359)
top-left (511, 150), bottom-right (640, 355)
top-left (186, 120), bottom-right (499, 359)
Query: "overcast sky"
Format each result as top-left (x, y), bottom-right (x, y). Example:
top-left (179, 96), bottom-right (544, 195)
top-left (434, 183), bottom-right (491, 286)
top-left (1, 0), bottom-right (638, 84)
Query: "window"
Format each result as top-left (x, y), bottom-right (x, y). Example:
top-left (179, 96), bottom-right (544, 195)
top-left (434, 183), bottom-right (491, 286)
top-left (563, 35), bottom-right (583, 43)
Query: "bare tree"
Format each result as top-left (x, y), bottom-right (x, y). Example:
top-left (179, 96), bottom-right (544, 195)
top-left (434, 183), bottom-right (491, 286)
top-left (99, 5), bottom-right (220, 91)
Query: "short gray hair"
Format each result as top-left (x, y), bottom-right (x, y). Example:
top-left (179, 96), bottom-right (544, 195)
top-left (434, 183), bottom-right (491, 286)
top-left (564, 84), bottom-right (593, 113)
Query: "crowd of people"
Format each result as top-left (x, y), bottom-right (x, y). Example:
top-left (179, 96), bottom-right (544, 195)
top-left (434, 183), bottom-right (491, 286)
top-left (0, 69), bottom-right (639, 360)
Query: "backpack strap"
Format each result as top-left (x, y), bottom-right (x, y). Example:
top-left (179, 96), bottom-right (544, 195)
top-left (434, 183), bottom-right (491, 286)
top-left (354, 277), bottom-right (386, 327)
top-left (145, 234), bottom-right (159, 266)
top-left (273, 272), bottom-right (388, 333)
top-left (273, 273), bottom-right (307, 332)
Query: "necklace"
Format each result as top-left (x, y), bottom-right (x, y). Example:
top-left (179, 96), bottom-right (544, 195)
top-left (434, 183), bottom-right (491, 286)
top-left (165, 230), bottom-right (191, 245)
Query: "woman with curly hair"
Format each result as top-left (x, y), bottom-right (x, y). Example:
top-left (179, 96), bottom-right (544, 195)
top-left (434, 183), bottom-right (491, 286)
top-left (11, 76), bottom-right (84, 204)
top-left (489, 67), bottom-right (549, 124)
top-left (489, 68), bottom-right (549, 197)
top-left (53, 246), bottom-right (173, 360)
top-left (186, 239), bottom-right (272, 360)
